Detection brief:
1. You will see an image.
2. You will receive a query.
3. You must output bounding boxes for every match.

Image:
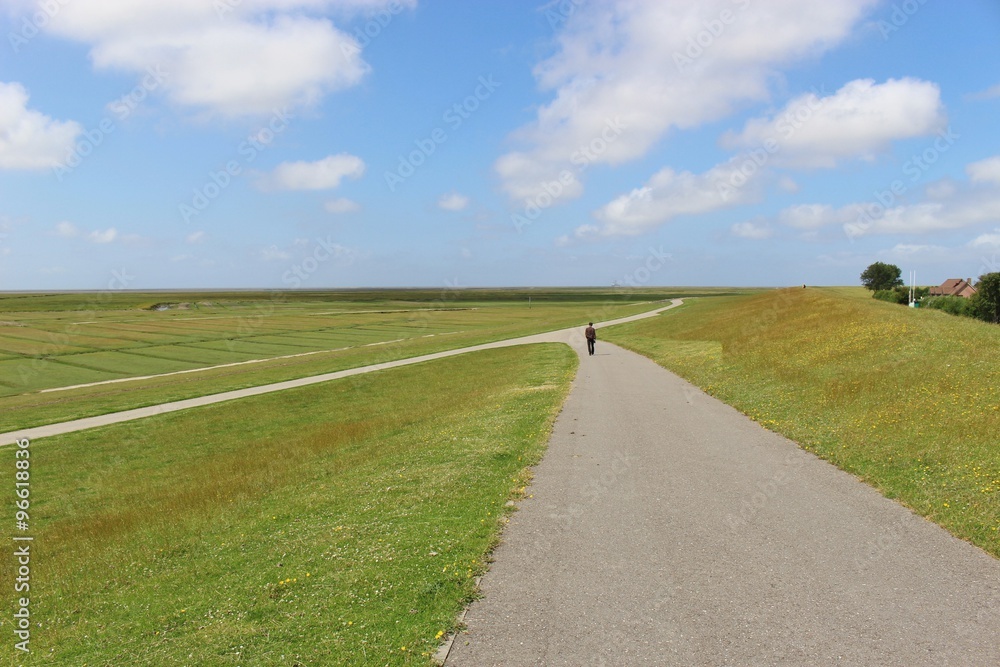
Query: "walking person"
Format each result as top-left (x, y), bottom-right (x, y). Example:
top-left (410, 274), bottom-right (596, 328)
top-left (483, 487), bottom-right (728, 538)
top-left (585, 322), bottom-right (596, 356)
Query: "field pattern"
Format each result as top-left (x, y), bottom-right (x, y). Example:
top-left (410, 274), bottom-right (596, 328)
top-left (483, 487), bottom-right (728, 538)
top-left (0, 288), bottom-right (745, 432)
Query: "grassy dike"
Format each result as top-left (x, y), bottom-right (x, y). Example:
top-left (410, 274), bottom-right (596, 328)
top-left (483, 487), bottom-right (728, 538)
top-left (1, 344), bottom-right (577, 666)
top-left (603, 288), bottom-right (1000, 558)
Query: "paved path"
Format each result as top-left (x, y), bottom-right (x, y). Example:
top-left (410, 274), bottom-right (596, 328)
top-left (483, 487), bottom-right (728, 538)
top-left (445, 341), bottom-right (1000, 666)
top-left (0, 300), bottom-right (682, 446)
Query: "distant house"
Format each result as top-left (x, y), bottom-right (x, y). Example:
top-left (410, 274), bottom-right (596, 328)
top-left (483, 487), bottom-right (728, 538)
top-left (930, 278), bottom-right (978, 298)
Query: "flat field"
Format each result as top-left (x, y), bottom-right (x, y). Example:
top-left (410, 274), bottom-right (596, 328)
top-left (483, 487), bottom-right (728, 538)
top-left (603, 287), bottom-right (1000, 557)
top-left (0, 288), bottom-right (749, 432)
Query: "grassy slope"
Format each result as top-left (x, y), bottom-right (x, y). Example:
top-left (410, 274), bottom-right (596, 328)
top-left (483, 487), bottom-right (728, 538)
top-left (1, 344), bottom-right (577, 666)
top-left (603, 288), bottom-right (1000, 557)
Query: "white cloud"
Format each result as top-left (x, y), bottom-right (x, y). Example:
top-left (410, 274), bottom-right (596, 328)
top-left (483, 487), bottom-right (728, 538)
top-left (765, 155), bottom-right (1000, 240)
top-left (496, 0), bottom-right (878, 204)
top-left (967, 156), bottom-right (1000, 186)
top-left (777, 176), bottom-right (799, 193)
top-left (324, 197), bottom-right (361, 214)
top-left (0, 82), bottom-right (82, 170)
top-left (33, 0), bottom-right (414, 118)
top-left (54, 221), bottom-right (79, 237)
top-left (260, 245), bottom-right (291, 261)
top-left (845, 194), bottom-right (1000, 238)
top-left (971, 229), bottom-right (1000, 248)
top-left (721, 78), bottom-right (946, 168)
top-left (185, 230), bottom-right (205, 244)
top-left (731, 221), bottom-right (773, 239)
top-left (88, 228), bottom-right (118, 243)
top-left (588, 159), bottom-right (763, 237)
top-left (885, 243), bottom-right (946, 256)
top-left (879, 177), bottom-right (1000, 236)
top-left (260, 154), bottom-right (365, 191)
top-left (53, 221), bottom-right (120, 243)
top-left (438, 192), bottom-right (469, 211)
top-left (967, 83), bottom-right (1000, 101)
top-left (778, 204), bottom-right (860, 230)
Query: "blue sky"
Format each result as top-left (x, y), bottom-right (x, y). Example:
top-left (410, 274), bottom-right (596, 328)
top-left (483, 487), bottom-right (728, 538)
top-left (1, 0), bottom-right (999, 290)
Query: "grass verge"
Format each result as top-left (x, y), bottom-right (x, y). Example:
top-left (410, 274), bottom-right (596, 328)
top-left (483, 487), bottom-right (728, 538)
top-left (1, 343), bottom-right (577, 665)
top-left (602, 288), bottom-right (1000, 558)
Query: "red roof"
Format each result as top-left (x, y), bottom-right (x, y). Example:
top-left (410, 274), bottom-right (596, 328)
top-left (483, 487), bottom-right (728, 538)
top-left (930, 278), bottom-right (977, 298)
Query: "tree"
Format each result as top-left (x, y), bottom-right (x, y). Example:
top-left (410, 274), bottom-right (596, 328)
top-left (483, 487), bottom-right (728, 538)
top-left (972, 272), bottom-right (1000, 323)
top-left (860, 262), bottom-right (903, 292)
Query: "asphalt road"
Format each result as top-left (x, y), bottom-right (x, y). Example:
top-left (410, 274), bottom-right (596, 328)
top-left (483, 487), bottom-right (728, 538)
top-left (444, 340), bottom-right (1000, 666)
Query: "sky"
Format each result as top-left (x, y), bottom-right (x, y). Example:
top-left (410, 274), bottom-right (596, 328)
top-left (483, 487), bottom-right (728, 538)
top-left (1, 0), bottom-right (999, 290)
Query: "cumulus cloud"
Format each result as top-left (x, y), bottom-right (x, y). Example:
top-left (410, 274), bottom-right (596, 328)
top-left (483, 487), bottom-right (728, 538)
top-left (52, 221), bottom-right (121, 243)
top-left (0, 82), bottom-right (82, 170)
top-left (778, 204), bottom-right (861, 230)
top-left (260, 245), bottom-right (291, 261)
top-left (31, 0), bottom-right (414, 118)
top-left (88, 228), bottom-right (118, 243)
top-left (496, 0), bottom-right (878, 205)
top-left (260, 154), bottom-right (365, 191)
top-left (721, 78), bottom-right (946, 168)
top-left (967, 156), bottom-right (1000, 186)
top-left (970, 228), bottom-right (1000, 248)
top-left (324, 197), bottom-right (361, 214)
top-left (437, 192), bottom-right (469, 211)
top-left (587, 159), bottom-right (763, 237)
top-left (758, 154), bottom-right (1000, 239)
top-left (967, 83), bottom-right (1000, 101)
top-left (185, 230), bottom-right (205, 244)
top-left (885, 243), bottom-right (947, 256)
top-left (54, 221), bottom-right (79, 237)
top-left (731, 221), bottom-right (773, 239)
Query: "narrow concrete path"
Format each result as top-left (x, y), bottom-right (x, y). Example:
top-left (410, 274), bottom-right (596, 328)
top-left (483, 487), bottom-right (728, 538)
top-left (0, 300), bottom-right (682, 446)
top-left (445, 341), bottom-right (1000, 666)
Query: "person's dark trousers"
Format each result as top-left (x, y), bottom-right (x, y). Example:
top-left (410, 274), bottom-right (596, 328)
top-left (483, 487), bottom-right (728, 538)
top-left (587, 338), bottom-right (595, 356)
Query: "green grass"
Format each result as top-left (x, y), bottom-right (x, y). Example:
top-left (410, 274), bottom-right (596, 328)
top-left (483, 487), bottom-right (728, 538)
top-left (0, 289), bottom-right (733, 431)
top-left (603, 288), bottom-right (1000, 558)
top-left (1, 344), bottom-right (577, 666)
